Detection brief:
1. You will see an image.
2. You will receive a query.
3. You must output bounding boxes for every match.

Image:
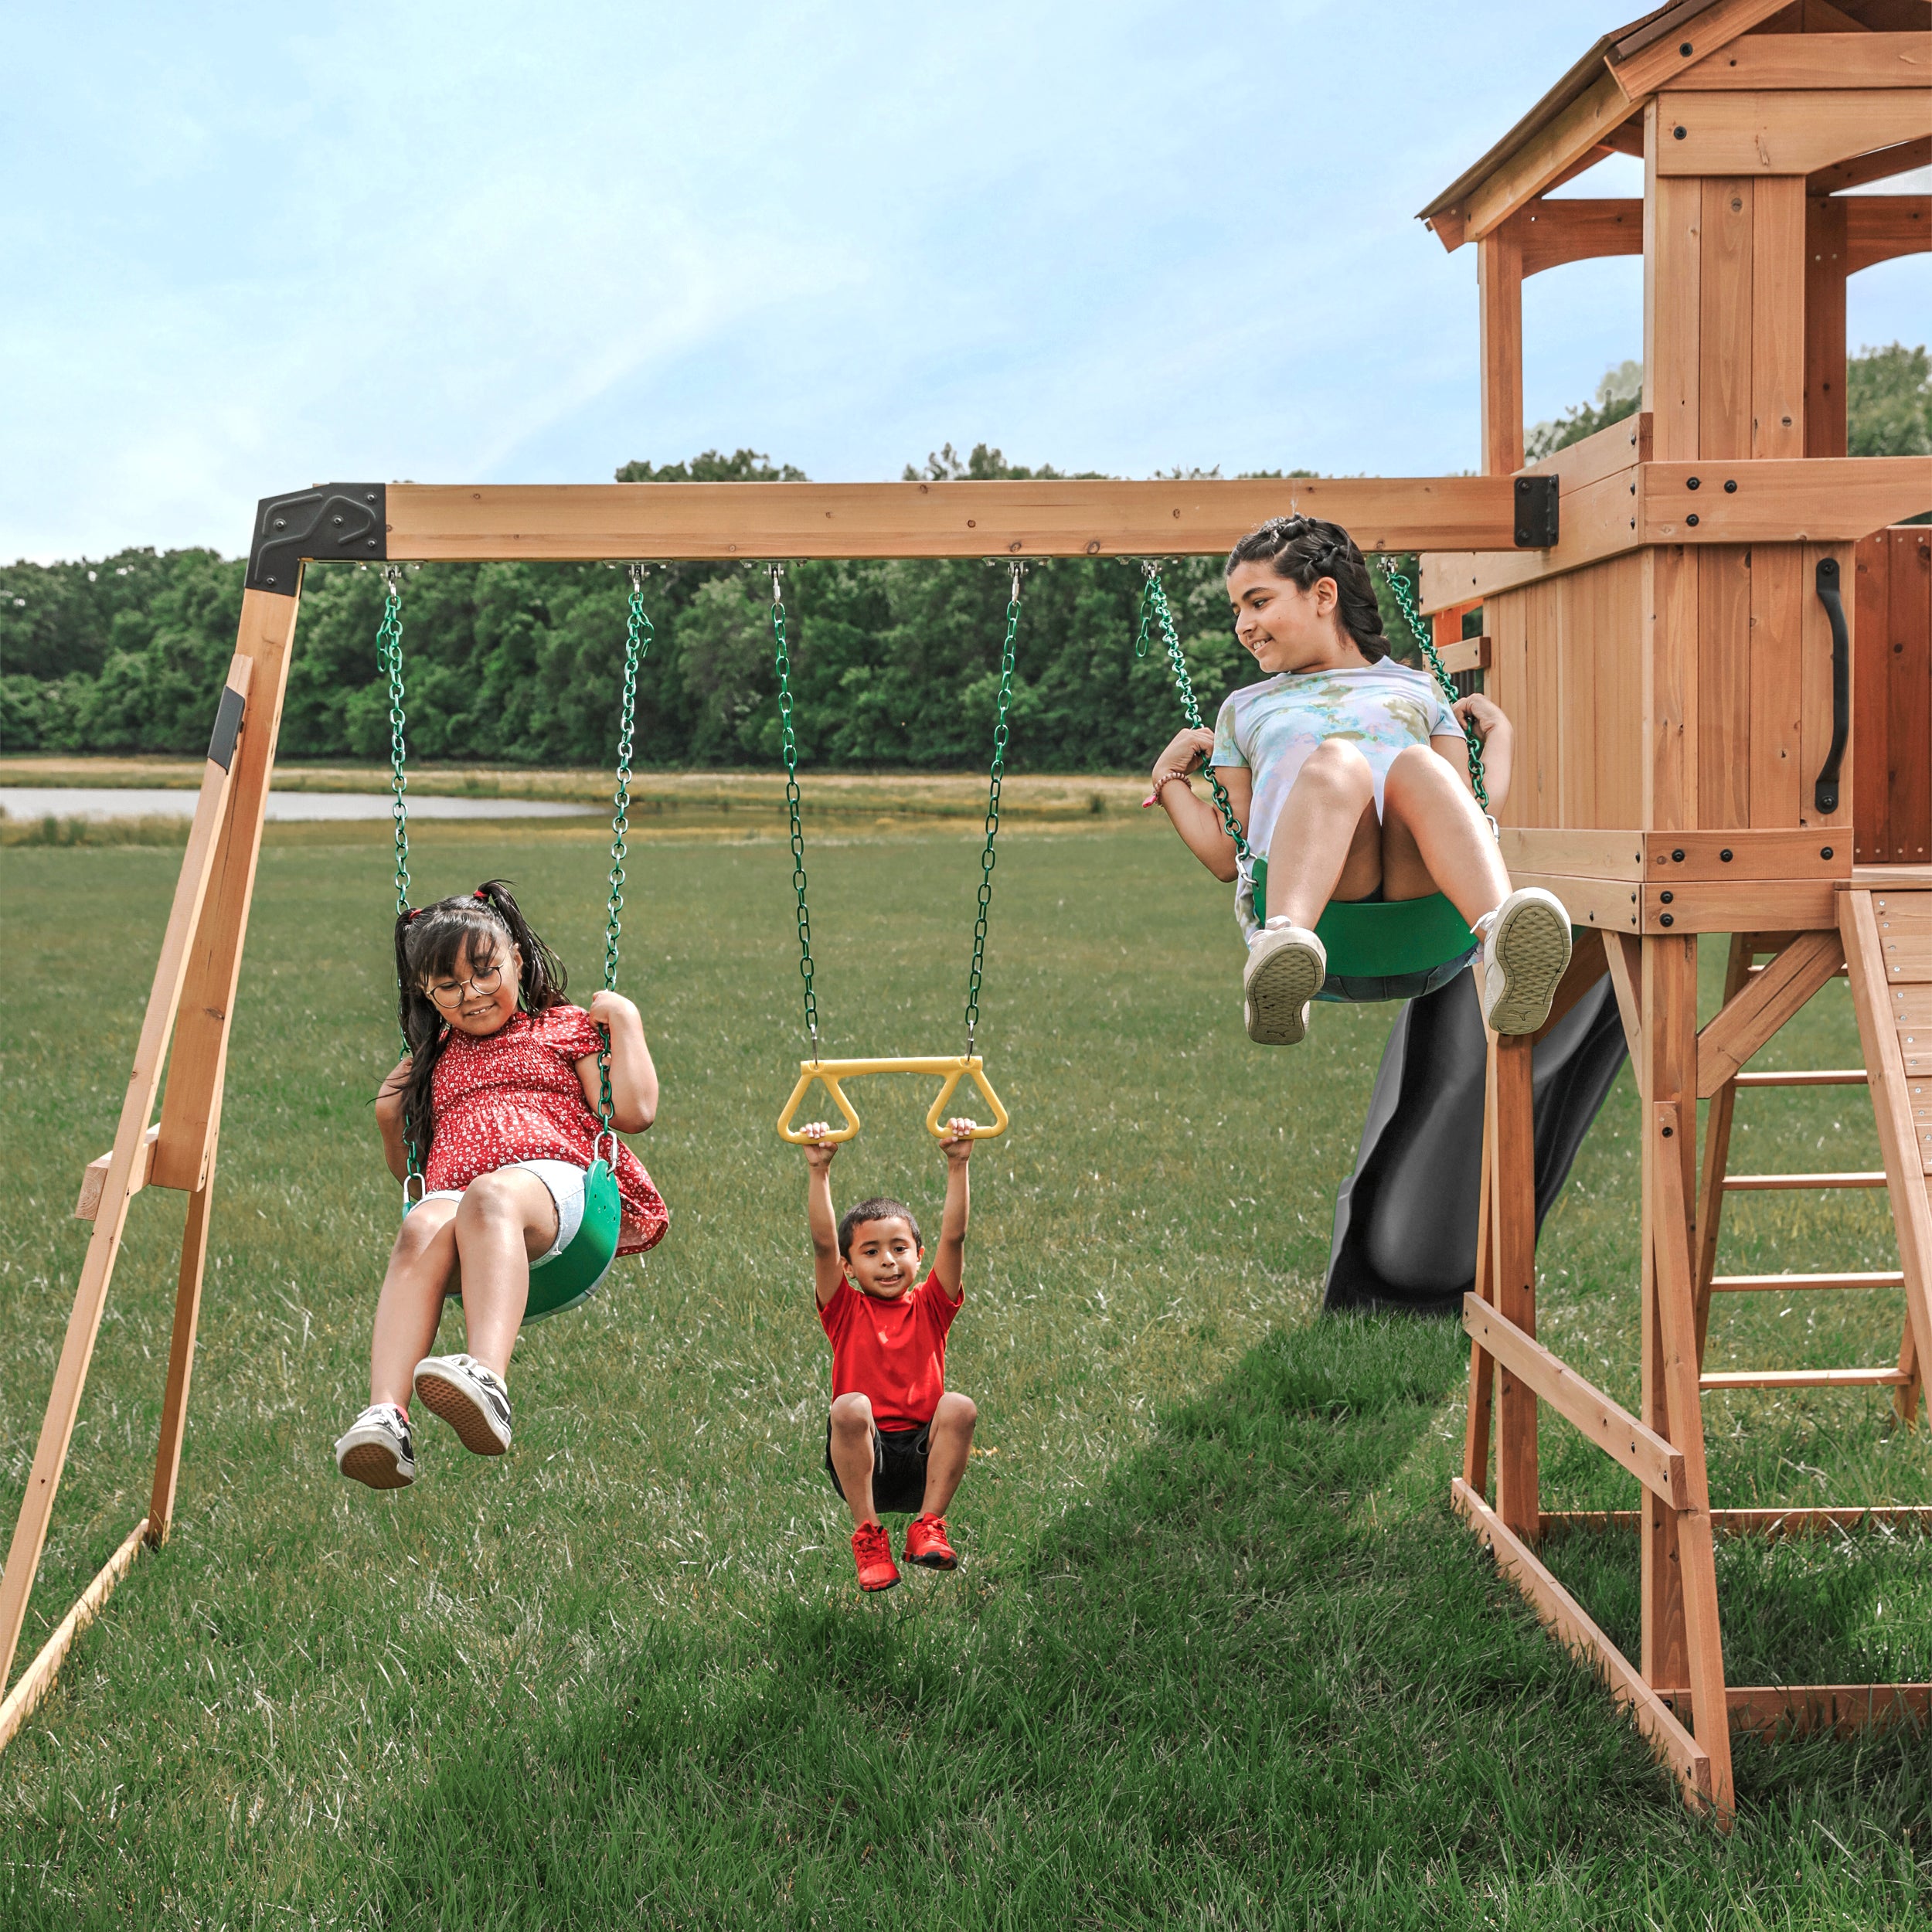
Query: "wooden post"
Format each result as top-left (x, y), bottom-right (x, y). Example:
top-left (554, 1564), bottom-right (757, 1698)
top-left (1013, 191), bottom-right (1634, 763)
top-left (1492, 1031), bottom-right (1539, 1539)
top-left (1641, 933), bottom-right (1699, 1692)
top-left (1463, 1049), bottom-right (1498, 1498)
top-left (1479, 225), bottom-right (1525, 476)
top-left (0, 657), bottom-right (253, 1692)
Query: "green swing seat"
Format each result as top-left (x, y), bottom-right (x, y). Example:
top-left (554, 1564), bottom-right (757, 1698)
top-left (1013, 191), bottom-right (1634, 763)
top-left (1250, 855), bottom-right (1478, 988)
top-left (403, 1146), bottom-right (624, 1323)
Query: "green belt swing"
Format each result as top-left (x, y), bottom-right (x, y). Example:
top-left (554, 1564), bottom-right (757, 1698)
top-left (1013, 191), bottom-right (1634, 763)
top-left (1135, 560), bottom-right (1490, 991)
top-left (376, 563), bottom-right (646, 1320)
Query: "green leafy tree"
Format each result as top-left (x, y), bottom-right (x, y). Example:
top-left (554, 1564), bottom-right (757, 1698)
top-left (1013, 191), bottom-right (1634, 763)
top-left (1847, 342), bottom-right (1932, 457)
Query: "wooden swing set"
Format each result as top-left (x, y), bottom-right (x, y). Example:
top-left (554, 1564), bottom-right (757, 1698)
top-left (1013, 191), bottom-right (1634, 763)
top-left (2, 0), bottom-right (1927, 1834)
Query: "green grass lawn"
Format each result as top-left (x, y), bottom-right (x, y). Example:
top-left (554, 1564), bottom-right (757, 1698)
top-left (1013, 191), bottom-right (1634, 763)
top-left (2, 818), bottom-right (1929, 1927)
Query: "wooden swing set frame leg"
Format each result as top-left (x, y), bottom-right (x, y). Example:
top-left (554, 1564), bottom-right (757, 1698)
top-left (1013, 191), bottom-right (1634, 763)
top-left (0, 587), bottom-right (298, 1749)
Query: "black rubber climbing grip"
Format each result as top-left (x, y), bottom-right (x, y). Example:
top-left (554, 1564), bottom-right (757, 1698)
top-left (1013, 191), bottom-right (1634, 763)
top-left (1813, 556), bottom-right (1849, 816)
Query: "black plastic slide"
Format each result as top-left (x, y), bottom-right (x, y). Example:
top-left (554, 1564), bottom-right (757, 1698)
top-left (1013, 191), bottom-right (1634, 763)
top-left (1323, 966), bottom-right (1629, 1318)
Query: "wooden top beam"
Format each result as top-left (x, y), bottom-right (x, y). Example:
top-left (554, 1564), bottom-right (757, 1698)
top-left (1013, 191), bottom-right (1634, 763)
top-left (375, 476), bottom-right (1527, 563)
top-left (1676, 31), bottom-right (1931, 88)
top-left (1846, 194), bottom-right (1931, 274)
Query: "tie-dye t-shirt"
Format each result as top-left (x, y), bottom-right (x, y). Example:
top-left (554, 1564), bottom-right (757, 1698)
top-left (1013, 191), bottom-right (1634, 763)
top-left (1211, 662), bottom-right (1461, 937)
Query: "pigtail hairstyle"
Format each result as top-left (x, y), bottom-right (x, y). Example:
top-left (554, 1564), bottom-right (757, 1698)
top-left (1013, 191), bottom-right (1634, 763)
top-left (1225, 515), bottom-right (1393, 664)
top-left (389, 880), bottom-right (570, 1159)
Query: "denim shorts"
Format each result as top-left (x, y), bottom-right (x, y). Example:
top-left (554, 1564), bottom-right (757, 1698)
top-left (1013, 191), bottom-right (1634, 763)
top-left (1317, 948), bottom-right (1480, 1005)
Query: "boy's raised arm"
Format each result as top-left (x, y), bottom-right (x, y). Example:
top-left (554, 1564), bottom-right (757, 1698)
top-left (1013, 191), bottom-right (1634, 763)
top-left (801, 1128), bottom-right (846, 1308)
top-left (933, 1119), bottom-right (975, 1300)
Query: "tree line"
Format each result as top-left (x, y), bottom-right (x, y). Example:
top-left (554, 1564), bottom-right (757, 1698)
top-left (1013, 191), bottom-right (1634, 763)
top-left (5, 347), bottom-right (1927, 773)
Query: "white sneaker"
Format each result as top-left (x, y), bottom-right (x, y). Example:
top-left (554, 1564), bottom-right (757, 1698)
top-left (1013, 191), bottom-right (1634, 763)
top-left (412, 1353), bottom-right (513, 1456)
top-left (1480, 887), bottom-right (1573, 1036)
top-left (1243, 921), bottom-right (1326, 1046)
top-left (335, 1403), bottom-right (417, 1489)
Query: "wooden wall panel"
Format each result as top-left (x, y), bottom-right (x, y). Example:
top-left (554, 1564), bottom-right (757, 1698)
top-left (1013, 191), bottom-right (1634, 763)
top-left (1700, 179), bottom-right (1757, 459)
top-left (1559, 570), bottom-right (1597, 827)
top-left (1749, 545), bottom-right (1805, 825)
top-left (1648, 165), bottom-right (1705, 462)
top-left (1804, 196), bottom-right (1849, 458)
top-left (1491, 586), bottom-right (1530, 826)
top-left (1646, 543), bottom-right (1699, 830)
top-left (1886, 526), bottom-right (1930, 861)
top-left (1855, 529), bottom-right (1894, 861)
top-left (1699, 544), bottom-right (1755, 826)
top-left (1752, 176), bottom-right (1807, 459)
top-left (1597, 553), bottom-right (1647, 826)
top-left (1479, 226), bottom-right (1526, 475)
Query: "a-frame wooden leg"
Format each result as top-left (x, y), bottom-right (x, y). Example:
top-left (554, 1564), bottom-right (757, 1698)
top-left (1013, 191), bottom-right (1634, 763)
top-left (1641, 934), bottom-right (1698, 1694)
top-left (1492, 1030), bottom-right (1539, 1541)
top-left (1653, 1101), bottom-right (1736, 1826)
top-left (1463, 1049), bottom-right (1498, 1497)
top-left (1694, 935), bottom-right (1754, 1365)
top-left (0, 658), bottom-right (252, 1696)
top-left (145, 587), bottom-right (301, 1543)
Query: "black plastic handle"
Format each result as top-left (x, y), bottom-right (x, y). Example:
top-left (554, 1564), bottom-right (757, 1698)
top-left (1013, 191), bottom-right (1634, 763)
top-left (1813, 556), bottom-right (1849, 815)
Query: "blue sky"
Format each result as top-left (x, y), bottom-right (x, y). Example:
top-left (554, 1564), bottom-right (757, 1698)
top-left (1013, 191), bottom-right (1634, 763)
top-left (5, 1), bottom-right (1925, 562)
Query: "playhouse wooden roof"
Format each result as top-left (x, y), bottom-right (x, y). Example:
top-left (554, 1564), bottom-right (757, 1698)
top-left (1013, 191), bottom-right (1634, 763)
top-left (1418, 0), bottom-right (1931, 251)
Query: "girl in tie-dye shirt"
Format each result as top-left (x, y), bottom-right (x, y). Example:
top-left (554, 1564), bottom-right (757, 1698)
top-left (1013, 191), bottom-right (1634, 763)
top-left (1148, 515), bottom-right (1571, 1048)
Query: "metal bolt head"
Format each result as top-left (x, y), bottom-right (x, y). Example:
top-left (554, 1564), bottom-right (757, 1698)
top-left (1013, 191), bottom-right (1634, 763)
top-left (1686, 513), bottom-right (1700, 526)
top-left (1821, 847), bottom-right (1834, 860)
top-left (1661, 913), bottom-right (1675, 927)
top-left (1672, 848), bottom-right (1685, 862)
top-left (1686, 477), bottom-right (1701, 490)
top-left (1724, 480), bottom-right (1737, 493)
top-left (1719, 849), bottom-right (1733, 862)
top-left (1673, 125), bottom-right (1687, 139)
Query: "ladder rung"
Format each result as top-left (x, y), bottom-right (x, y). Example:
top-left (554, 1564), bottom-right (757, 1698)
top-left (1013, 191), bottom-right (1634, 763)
top-left (1722, 1172), bottom-right (1888, 1190)
top-left (1701, 1367), bottom-right (1913, 1391)
top-left (1709, 1271), bottom-right (1907, 1292)
top-left (1732, 1070), bottom-right (1869, 1087)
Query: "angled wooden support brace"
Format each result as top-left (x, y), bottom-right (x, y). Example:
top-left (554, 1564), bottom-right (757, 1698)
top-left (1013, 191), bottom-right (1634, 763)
top-left (1696, 936), bottom-right (1756, 1362)
top-left (1696, 930), bottom-right (1846, 1099)
top-left (0, 655), bottom-right (253, 1698)
top-left (1604, 933), bottom-right (1645, 1090)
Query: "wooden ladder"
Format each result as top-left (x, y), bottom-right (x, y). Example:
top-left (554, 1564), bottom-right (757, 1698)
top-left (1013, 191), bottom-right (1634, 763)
top-left (1696, 887), bottom-right (1932, 1413)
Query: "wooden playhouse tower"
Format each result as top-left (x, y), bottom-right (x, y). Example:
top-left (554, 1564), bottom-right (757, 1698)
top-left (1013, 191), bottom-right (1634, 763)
top-left (1420, 0), bottom-right (1932, 1821)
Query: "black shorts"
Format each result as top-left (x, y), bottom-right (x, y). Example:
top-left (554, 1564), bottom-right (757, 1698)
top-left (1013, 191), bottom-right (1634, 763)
top-left (825, 1416), bottom-right (931, 1515)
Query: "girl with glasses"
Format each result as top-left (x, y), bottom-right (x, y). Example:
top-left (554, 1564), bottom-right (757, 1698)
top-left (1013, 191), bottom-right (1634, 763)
top-left (334, 881), bottom-right (666, 1489)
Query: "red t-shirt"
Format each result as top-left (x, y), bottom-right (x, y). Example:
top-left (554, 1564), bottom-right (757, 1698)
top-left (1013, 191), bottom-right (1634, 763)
top-left (818, 1270), bottom-right (961, 1430)
top-left (422, 1004), bottom-right (668, 1257)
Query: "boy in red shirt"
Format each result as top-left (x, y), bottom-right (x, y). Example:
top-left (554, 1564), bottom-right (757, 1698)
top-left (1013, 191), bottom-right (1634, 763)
top-left (801, 1117), bottom-right (979, 1593)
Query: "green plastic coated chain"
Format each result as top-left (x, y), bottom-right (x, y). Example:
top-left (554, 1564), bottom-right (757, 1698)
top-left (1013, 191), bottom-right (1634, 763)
top-left (964, 566), bottom-right (1022, 1054)
top-left (378, 569), bottom-right (410, 913)
top-left (769, 567), bottom-right (820, 1055)
top-left (597, 566), bottom-right (649, 1129)
top-left (375, 567), bottom-right (422, 1187)
top-left (1140, 566), bottom-right (1252, 864)
top-left (1379, 560), bottom-right (1488, 812)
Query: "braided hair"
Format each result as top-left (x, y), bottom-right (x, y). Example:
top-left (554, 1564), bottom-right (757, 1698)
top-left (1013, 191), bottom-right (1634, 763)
top-left (1225, 515), bottom-right (1393, 664)
top-left (389, 880), bottom-right (569, 1159)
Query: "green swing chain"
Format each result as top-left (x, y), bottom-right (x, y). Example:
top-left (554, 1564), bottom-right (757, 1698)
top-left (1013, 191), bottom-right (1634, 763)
top-left (769, 566), bottom-right (820, 1057)
top-left (1136, 565), bottom-right (1252, 864)
top-left (964, 563), bottom-right (1023, 1057)
top-left (376, 566), bottom-right (423, 1189)
top-left (1378, 560), bottom-right (1488, 814)
top-left (597, 565), bottom-right (649, 1134)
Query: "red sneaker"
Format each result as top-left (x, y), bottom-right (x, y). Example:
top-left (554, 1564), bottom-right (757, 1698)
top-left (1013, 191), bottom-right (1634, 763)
top-left (904, 1514), bottom-right (957, 1570)
top-left (851, 1521), bottom-right (900, 1592)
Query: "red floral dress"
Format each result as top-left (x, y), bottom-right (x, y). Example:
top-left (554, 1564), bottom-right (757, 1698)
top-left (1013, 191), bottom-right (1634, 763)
top-left (421, 1004), bottom-right (668, 1256)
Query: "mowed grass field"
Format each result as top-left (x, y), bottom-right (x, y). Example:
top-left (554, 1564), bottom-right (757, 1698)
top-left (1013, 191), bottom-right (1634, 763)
top-left (2, 815), bottom-right (1930, 1927)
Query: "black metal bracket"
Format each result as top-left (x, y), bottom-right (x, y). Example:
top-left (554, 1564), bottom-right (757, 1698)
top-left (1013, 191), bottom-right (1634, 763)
top-left (246, 484), bottom-right (387, 593)
top-left (1813, 555), bottom-right (1849, 816)
top-left (206, 683), bottom-right (246, 771)
top-left (1512, 474), bottom-right (1560, 549)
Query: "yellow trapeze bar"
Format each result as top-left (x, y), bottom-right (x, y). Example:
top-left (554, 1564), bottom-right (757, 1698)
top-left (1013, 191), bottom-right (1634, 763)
top-left (776, 1055), bottom-right (1011, 1145)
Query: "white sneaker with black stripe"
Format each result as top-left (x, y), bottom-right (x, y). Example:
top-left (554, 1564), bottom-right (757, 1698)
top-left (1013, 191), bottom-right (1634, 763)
top-left (412, 1353), bottom-right (513, 1456)
top-left (335, 1403), bottom-right (417, 1489)
top-left (1479, 887), bottom-right (1574, 1036)
top-left (1243, 920), bottom-right (1326, 1046)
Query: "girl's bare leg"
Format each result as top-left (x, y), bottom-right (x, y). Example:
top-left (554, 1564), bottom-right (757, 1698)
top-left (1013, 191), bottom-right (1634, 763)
top-left (1379, 744), bottom-right (1510, 926)
top-left (1264, 740), bottom-right (1380, 928)
top-left (450, 1170), bottom-right (558, 1378)
top-left (918, 1390), bottom-right (978, 1518)
top-left (369, 1200), bottom-right (460, 1410)
top-left (828, 1391), bottom-right (881, 1526)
